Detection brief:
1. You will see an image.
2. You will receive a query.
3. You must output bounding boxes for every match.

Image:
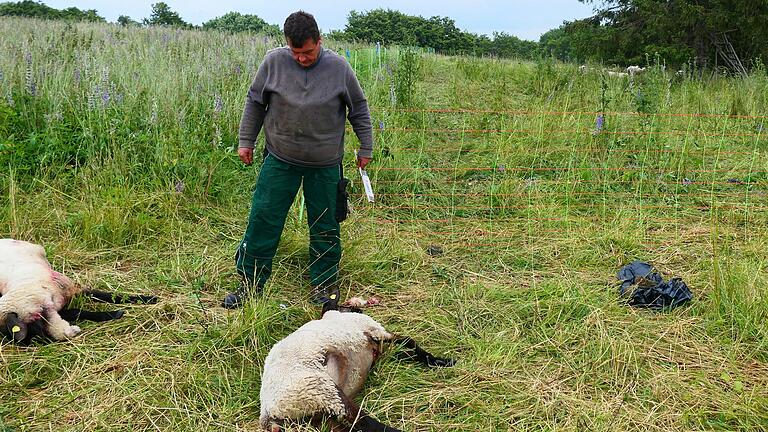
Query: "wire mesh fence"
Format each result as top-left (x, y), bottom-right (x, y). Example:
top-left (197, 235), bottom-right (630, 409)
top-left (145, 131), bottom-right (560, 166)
top-left (346, 108), bottom-right (766, 256)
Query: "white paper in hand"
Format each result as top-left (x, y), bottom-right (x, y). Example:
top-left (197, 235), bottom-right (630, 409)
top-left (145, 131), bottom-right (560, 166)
top-left (359, 167), bottom-right (374, 202)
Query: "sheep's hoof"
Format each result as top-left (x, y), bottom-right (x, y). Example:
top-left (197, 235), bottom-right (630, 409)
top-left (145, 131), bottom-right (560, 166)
top-left (64, 325), bottom-right (82, 338)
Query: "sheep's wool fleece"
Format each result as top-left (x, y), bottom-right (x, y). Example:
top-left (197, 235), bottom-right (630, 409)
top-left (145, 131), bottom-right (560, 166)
top-left (260, 310), bottom-right (393, 422)
top-left (0, 239), bottom-right (77, 320)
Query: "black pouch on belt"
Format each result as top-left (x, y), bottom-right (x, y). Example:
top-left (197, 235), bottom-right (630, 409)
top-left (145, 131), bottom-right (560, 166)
top-left (335, 164), bottom-right (350, 223)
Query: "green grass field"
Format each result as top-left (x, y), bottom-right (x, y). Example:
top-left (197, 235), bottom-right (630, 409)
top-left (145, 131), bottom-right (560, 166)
top-left (1, 18), bottom-right (767, 431)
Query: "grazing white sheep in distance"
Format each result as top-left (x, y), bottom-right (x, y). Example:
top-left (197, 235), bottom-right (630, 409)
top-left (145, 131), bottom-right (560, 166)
top-left (626, 65), bottom-right (646, 75)
top-left (259, 309), bottom-right (455, 432)
top-left (0, 239), bottom-right (157, 343)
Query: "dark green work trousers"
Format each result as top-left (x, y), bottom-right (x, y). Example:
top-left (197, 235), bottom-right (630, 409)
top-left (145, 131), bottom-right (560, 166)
top-left (235, 153), bottom-right (341, 289)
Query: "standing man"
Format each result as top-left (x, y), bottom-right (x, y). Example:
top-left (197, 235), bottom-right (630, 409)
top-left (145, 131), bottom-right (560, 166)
top-left (223, 11), bottom-right (373, 309)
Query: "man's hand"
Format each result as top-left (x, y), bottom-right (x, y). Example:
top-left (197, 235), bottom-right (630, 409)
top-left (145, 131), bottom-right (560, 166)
top-left (357, 156), bottom-right (371, 169)
top-left (238, 147), bottom-right (254, 166)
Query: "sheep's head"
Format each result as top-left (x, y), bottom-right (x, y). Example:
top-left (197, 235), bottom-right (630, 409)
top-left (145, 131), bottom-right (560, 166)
top-left (0, 312), bottom-right (28, 343)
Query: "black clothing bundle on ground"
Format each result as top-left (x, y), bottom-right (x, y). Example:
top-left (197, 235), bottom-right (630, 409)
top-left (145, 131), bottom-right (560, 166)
top-left (616, 261), bottom-right (693, 310)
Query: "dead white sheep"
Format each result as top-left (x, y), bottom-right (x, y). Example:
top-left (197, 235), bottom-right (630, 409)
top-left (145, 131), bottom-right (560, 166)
top-left (259, 309), bottom-right (454, 432)
top-left (0, 239), bottom-right (157, 343)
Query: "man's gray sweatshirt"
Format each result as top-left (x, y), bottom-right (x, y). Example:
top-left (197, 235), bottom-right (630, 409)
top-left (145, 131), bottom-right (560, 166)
top-left (238, 46), bottom-right (373, 167)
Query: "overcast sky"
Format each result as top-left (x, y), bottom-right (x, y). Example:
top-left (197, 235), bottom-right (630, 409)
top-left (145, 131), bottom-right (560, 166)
top-left (40, 1), bottom-right (596, 41)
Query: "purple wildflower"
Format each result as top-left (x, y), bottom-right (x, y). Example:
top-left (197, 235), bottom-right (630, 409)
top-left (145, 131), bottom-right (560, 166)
top-left (102, 88), bottom-right (110, 107)
top-left (497, 164), bottom-right (506, 173)
top-left (682, 178), bottom-right (693, 186)
top-left (74, 68), bottom-right (81, 85)
top-left (214, 94), bottom-right (223, 113)
top-left (175, 180), bottom-right (185, 193)
top-left (592, 114), bottom-right (605, 135)
top-left (379, 120), bottom-right (385, 131)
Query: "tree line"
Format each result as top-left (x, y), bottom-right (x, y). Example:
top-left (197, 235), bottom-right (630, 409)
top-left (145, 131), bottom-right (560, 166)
top-left (0, 1), bottom-right (280, 35)
top-left (330, 9), bottom-right (538, 59)
top-left (2, 0), bottom-right (766, 69)
top-left (541, 0), bottom-right (767, 70)
top-left (0, 0), bottom-right (102, 22)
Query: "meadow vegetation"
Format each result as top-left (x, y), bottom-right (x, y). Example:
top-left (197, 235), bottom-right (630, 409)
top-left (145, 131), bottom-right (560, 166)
top-left (0, 18), bottom-right (767, 431)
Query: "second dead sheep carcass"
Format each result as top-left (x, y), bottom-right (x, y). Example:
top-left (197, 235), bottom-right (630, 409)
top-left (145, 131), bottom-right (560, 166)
top-left (0, 238), bottom-right (158, 343)
top-left (260, 309), bottom-right (455, 432)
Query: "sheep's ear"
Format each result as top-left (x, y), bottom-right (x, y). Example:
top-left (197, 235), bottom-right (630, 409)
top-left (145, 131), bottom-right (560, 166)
top-left (5, 313), bottom-right (28, 343)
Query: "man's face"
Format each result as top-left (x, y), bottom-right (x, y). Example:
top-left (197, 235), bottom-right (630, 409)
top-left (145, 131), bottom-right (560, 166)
top-left (289, 37), bottom-right (322, 67)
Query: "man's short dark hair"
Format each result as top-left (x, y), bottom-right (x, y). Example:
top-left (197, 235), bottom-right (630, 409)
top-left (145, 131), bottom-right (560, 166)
top-left (283, 11), bottom-right (320, 46)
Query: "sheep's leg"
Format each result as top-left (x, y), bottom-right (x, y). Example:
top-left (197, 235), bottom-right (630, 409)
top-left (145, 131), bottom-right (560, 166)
top-left (59, 308), bottom-right (125, 322)
top-left (83, 290), bottom-right (158, 304)
top-left (43, 310), bottom-right (81, 340)
top-left (393, 336), bottom-right (455, 367)
top-left (336, 385), bottom-right (402, 432)
top-left (325, 348), bottom-right (349, 390)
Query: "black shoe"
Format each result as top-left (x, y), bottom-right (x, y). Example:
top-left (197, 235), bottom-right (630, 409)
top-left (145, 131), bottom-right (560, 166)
top-left (222, 282), bottom-right (261, 309)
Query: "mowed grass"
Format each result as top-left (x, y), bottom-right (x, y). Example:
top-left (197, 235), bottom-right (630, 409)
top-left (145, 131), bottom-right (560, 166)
top-left (1, 17), bottom-right (767, 431)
